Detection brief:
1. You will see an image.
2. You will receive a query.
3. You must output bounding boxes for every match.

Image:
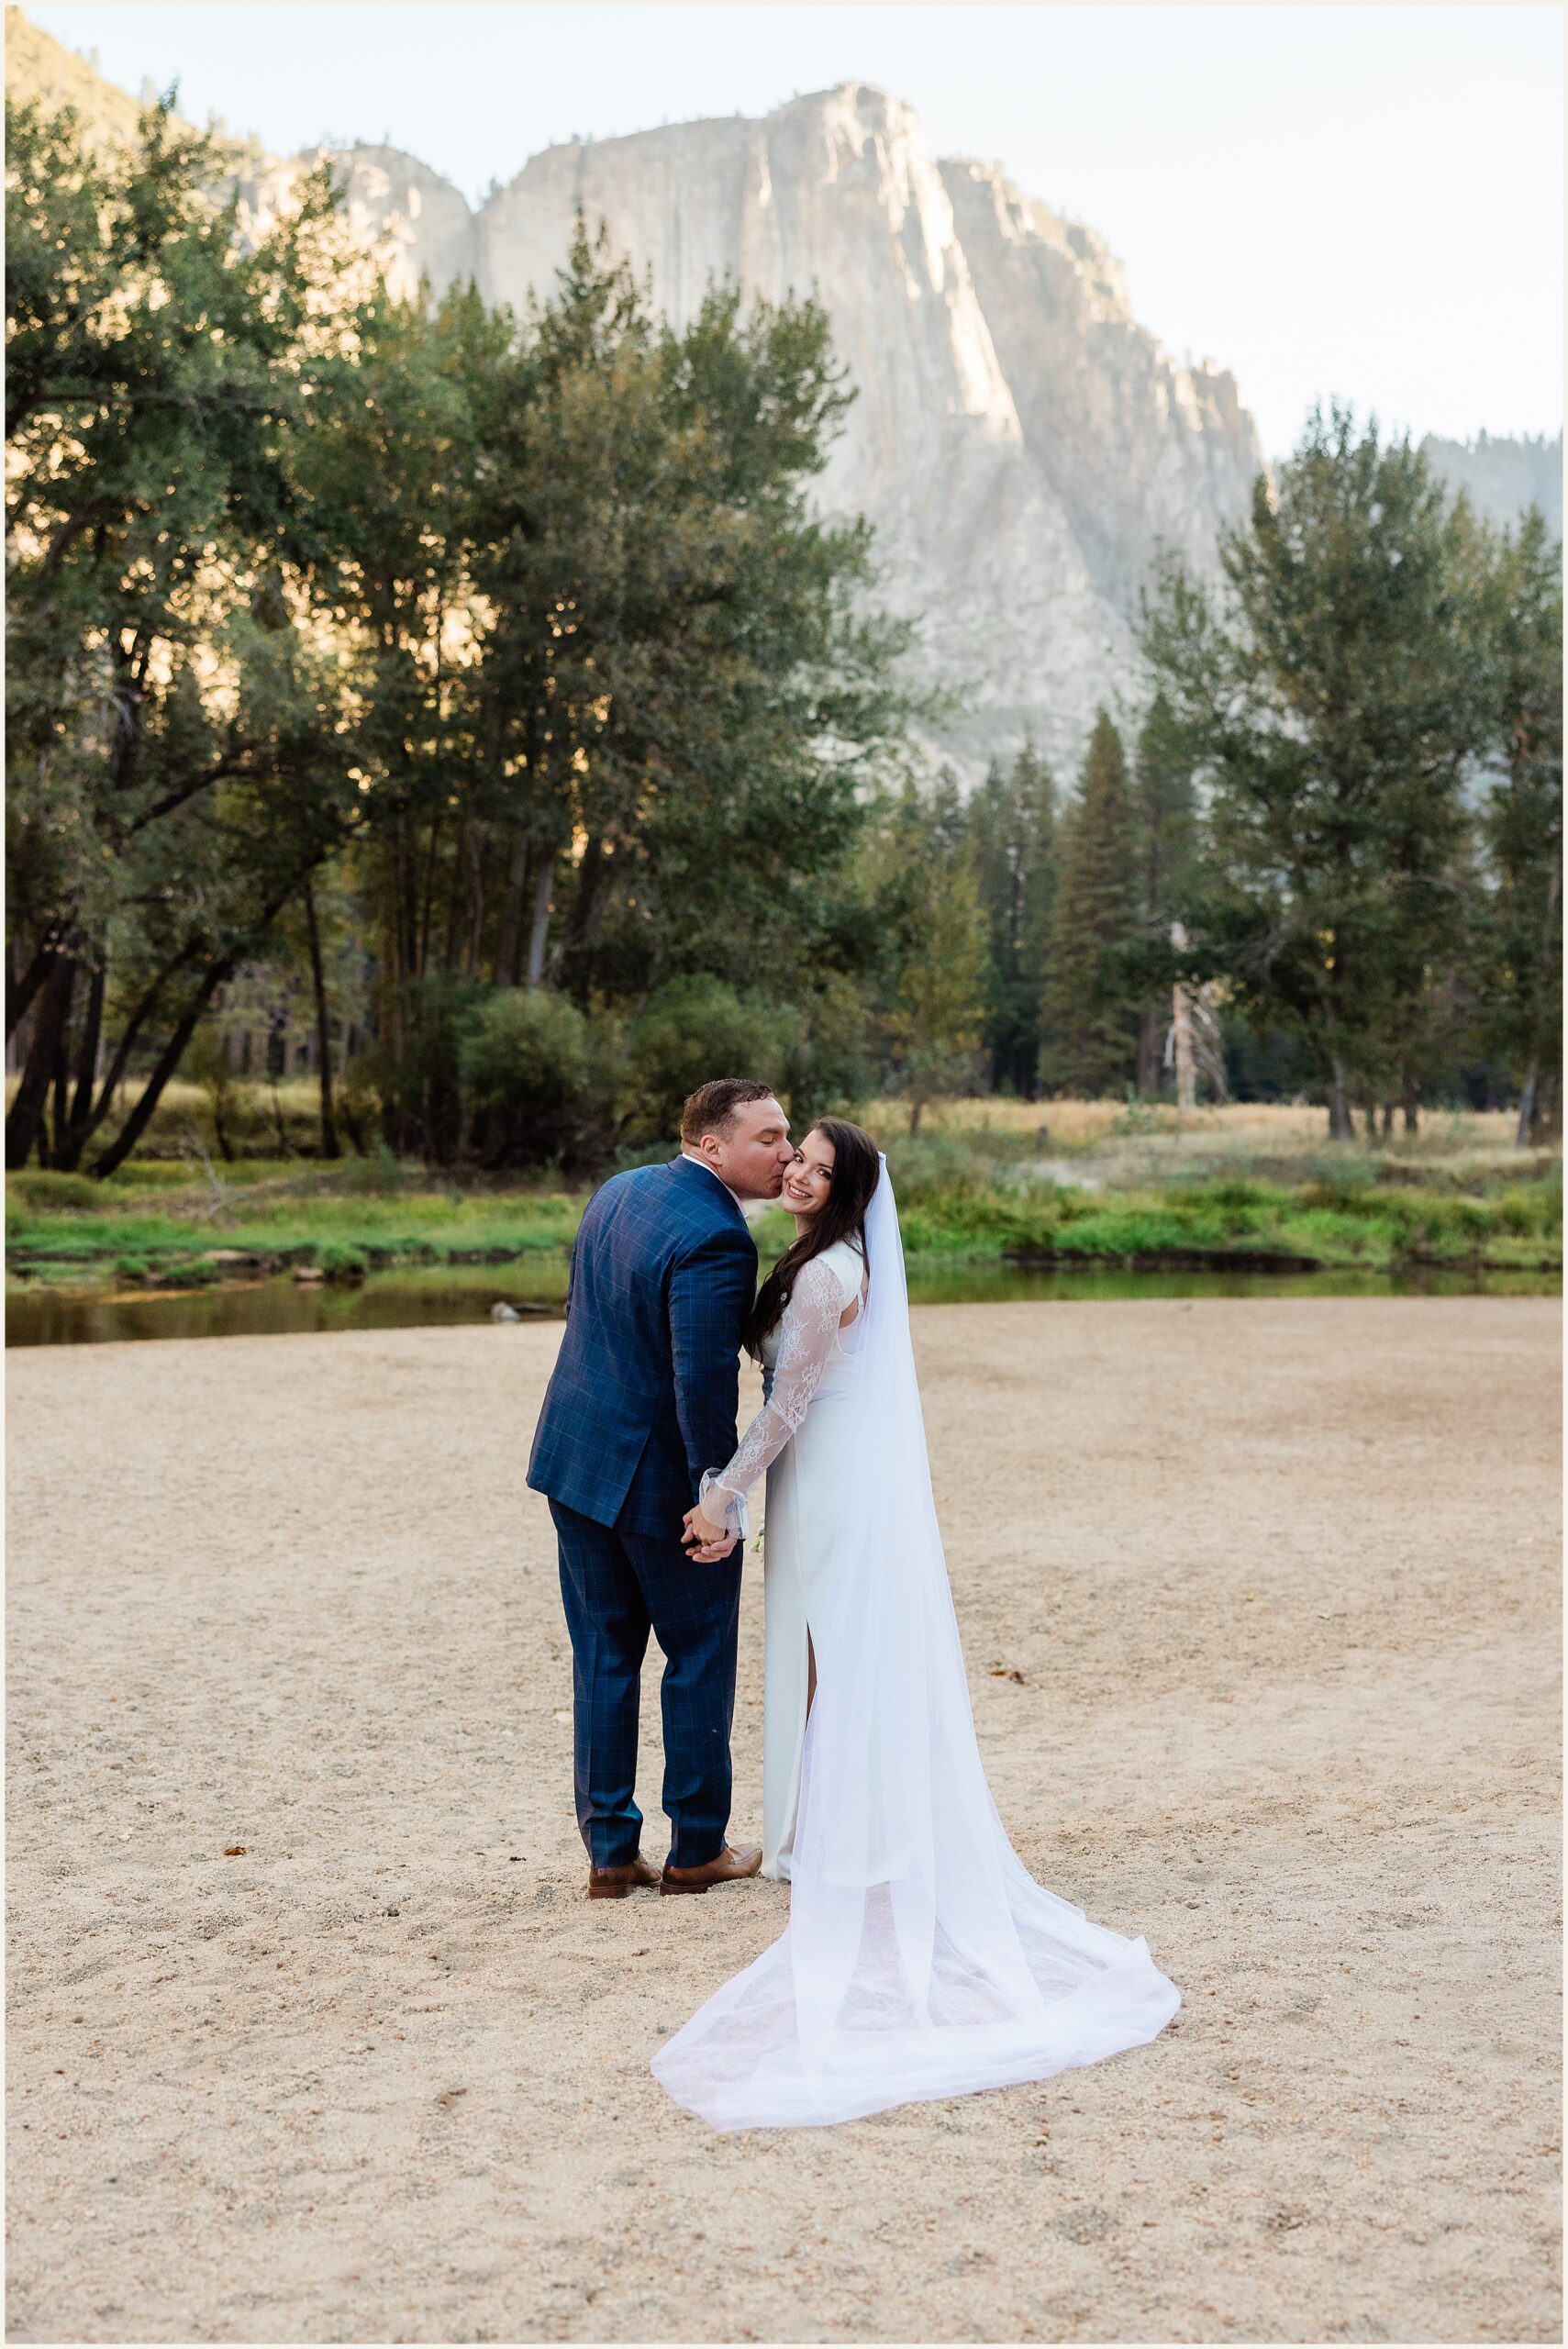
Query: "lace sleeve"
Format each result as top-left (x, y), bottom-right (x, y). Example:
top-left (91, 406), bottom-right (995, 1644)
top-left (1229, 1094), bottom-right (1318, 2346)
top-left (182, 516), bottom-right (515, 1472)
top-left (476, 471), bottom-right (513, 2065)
top-left (698, 1257), bottom-right (848, 1541)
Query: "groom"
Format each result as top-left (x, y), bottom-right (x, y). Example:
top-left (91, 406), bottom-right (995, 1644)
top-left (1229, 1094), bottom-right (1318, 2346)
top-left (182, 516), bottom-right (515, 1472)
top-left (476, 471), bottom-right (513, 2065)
top-left (527, 1079), bottom-right (795, 1900)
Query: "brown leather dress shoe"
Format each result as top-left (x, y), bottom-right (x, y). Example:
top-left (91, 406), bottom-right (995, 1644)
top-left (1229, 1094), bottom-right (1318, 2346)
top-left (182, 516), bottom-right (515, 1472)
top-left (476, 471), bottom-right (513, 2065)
top-left (587, 1854), bottom-right (662, 1901)
top-left (660, 1843), bottom-right (763, 1896)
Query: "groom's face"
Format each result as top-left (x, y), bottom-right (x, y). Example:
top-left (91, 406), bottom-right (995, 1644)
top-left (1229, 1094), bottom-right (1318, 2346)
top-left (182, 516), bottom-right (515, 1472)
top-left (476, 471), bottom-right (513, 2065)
top-left (706, 1097), bottom-right (794, 1201)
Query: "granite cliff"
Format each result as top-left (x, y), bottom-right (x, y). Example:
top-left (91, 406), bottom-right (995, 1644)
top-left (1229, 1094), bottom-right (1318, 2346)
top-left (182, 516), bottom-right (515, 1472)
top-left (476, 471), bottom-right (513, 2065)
top-left (322, 88), bottom-right (1265, 777)
top-left (10, 18), bottom-right (1267, 777)
top-left (1420, 431), bottom-right (1562, 545)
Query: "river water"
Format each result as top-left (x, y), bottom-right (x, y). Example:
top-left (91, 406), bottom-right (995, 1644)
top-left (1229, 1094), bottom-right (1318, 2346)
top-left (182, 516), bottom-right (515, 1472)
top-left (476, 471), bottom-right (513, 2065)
top-left (6, 1254), bottom-right (1558, 1346)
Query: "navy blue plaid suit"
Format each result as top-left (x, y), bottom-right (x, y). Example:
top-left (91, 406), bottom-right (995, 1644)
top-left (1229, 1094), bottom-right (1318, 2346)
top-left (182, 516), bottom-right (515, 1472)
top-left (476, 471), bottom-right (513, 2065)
top-left (527, 1156), bottom-right (758, 1868)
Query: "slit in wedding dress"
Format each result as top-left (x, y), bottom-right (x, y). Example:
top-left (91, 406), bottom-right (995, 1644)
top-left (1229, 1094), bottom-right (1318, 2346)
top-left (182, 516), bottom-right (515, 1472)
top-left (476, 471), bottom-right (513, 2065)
top-left (773, 1627), bottom-right (816, 1879)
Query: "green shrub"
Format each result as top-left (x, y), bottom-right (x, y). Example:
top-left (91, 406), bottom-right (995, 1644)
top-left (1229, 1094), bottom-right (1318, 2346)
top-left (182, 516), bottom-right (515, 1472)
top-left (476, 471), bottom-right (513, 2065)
top-left (458, 988), bottom-right (620, 1171)
top-left (880, 1126), bottom-right (1038, 1204)
top-left (1491, 1181), bottom-right (1563, 1239)
top-left (159, 1258), bottom-right (221, 1289)
top-left (312, 1238), bottom-right (369, 1278)
top-left (777, 974), bottom-right (873, 1129)
top-left (337, 1062), bottom-right (386, 1161)
top-left (1195, 1178), bottom-right (1273, 1211)
top-left (6, 1172), bottom-right (101, 1213)
top-left (624, 978), bottom-right (795, 1147)
top-left (360, 973), bottom-right (485, 1163)
top-left (184, 1026), bottom-right (261, 1162)
top-left (337, 1135), bottom-right (406, 1195)
top-left (9, 1210), bottom-right (186, 1259)
top-left (892, 1187), bottom-right (1063, 1258)
top-left (1296, 1176), bottom-right (1390, 1218)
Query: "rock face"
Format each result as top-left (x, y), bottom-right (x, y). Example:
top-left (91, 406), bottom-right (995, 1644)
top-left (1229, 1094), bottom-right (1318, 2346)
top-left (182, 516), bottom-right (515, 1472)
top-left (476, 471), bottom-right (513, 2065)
top-left (1420, 432), bottom-right (1562, 544)
top-left (5, 4), bottom-right (144, 150)
top-left (8, 17), bottom-right (1265, 780)
top-left (419, 86), bottom-right (1263, 779)
top-left (304, 141), bottom-right (481, 307)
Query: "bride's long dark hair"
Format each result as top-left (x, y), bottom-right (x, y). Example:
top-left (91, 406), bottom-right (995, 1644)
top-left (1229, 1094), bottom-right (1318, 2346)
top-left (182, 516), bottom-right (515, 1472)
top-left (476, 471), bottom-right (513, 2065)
top-left (743, 1117), bottom-right (881, 1360)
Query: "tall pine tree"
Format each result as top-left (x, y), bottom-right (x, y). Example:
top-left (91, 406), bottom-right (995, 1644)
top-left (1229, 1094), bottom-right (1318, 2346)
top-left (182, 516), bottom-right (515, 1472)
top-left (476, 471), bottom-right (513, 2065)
top-left (1140, 406), bottom-right (1492, 1138)
top-left (1131, 692), bottom-right (1198, 1095)
top-left (967, 740), bottom-right (1058, 1095)
top-left (866, 778), bottom-right (987, 1133)
top-left (1475, 509), bottom-right (1562, 1144)
top-left (1040, 710), bottom-right (1140, 1096)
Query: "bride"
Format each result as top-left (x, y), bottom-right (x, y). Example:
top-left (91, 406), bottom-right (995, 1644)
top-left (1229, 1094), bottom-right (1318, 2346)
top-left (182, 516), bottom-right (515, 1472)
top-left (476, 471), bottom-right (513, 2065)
top-left (653, 1119), bottom-right (1181, 2132)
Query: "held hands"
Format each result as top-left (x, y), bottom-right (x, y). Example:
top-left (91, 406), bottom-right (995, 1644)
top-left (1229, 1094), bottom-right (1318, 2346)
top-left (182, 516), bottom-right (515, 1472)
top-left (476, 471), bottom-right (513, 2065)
top-left (682, 1501), bottom-right (735, 1564)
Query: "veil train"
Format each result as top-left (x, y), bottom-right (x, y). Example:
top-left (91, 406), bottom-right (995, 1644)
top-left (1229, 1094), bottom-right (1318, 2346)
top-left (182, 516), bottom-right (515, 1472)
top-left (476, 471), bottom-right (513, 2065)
top-left (651, 1162), bottom-right (1180, 2130)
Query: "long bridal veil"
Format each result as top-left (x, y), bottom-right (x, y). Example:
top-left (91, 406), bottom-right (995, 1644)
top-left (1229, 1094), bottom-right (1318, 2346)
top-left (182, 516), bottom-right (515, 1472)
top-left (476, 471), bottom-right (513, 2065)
top-left (651, 1162), bottom-right (1180, 2131)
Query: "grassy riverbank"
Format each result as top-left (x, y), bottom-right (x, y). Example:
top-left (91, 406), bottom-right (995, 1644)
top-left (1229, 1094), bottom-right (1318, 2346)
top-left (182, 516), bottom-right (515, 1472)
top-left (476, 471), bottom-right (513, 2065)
top-left (7, 1102), bottom-right (1560, 1294)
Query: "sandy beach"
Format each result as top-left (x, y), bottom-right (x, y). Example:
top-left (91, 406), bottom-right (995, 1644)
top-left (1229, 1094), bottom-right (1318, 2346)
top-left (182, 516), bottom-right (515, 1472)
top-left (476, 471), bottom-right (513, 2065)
top-left (6, 1297), bottom-right (1561, 2344)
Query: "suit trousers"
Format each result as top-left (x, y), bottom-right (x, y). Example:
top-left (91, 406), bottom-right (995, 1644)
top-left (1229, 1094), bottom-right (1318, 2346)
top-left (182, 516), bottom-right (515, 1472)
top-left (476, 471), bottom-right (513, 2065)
top-left (549, 1497), bottom-right (743, 1870)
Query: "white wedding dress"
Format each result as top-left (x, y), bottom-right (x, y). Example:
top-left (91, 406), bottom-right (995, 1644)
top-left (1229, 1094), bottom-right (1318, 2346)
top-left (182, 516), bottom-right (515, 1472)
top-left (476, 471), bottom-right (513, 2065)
top-left (651, 1163), bottom-right (1181, 2132)
top-left (706, 1232), bottom-right (869, 1882)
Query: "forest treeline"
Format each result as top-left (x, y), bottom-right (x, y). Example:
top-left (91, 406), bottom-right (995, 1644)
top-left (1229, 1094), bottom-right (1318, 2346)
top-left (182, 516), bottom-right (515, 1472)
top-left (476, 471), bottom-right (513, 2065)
top-left (6, 95), bottom-right (1562, 1175)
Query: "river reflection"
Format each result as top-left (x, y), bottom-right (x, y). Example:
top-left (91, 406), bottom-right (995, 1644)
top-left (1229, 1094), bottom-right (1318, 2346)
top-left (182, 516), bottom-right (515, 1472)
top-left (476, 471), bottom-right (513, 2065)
top-left (6, 1251), bottom-right (1558, 1347)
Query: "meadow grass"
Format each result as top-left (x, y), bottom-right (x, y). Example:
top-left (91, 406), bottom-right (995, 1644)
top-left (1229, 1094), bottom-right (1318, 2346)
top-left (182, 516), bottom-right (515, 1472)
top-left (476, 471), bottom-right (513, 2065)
top-left (6, 1184), bottom-right (581, 1288)
top-left (869, 1175), bottom-right (1561, 1271)
top-left (8, 1098), bottom-right (1559, 1290)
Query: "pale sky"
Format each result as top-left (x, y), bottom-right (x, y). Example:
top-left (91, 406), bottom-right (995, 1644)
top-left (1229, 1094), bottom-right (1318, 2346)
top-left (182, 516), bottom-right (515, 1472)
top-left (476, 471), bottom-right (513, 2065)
top-left (26, 2), bottom-right (1564, 458)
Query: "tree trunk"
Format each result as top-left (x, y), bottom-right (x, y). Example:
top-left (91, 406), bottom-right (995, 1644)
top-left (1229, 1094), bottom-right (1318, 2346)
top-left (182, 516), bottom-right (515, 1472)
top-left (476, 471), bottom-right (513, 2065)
top-left (1401, 1079), bottom-right (1419, 1137)
top-left (1136, 1002), bottom-right (1162, 1098)
top-left (48, 975), bottom-right (75, 1167)
top-left (497, 831), bottom-right (531, 986)
top-left (1521, 1061), bottom-right (1561, 1147)
top-left (391, 819), bottom-right (418, 995)
top-left (6, 952), bottom-right (75, 1169)
top-left (212, 1094), bottom-right (235, 1163)
top-left (67, 960), bottom-right (106, 1143)
top-left (465, 825), bottom-right (487, 978)
top-left (1516, 1057), bottom-right (1539, 1149)
top-left (564, 836), bottom-right (606, 1002)
top-left (416, 813), bottom-right (443, 979)
top-left (525, 858), bottom-right (554, 990)
top-left (64, 954), bottom-right (195, 1168)
top-left (1380, 1101), bottom-right (1395, 1142)
top-left (1522, 847), bottom-right (1563, 1145)
top-left (6, 923), bottom-right (67, 1042)
top-left (304, 876), bottom-right (340, 1161)
top-left (385, 832), bottom-right (407, 996)
top-left (89, 957), bottom-right (238, 1180)
top-left (1171, 981), bottom-right (1196, 1112)
top-left (47, 960), bottom-right (109, 1172)
top-left (441, 822), bottom-right (467, 978)
top-left (1326, 1055), bottom-right (1353, 1141)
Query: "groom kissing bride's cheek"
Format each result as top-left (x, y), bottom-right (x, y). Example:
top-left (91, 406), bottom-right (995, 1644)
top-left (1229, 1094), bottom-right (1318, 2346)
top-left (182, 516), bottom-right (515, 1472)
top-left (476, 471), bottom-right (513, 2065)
top-left (527, 1077), bottom-right (1182, 2132)
top-left (527, 1079), bottom-right (792, 1899)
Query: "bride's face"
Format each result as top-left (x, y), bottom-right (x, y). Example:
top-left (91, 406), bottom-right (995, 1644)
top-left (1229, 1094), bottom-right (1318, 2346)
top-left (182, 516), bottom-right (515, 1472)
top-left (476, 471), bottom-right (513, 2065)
top-left (781, 1130), bottom-right (835, 1220)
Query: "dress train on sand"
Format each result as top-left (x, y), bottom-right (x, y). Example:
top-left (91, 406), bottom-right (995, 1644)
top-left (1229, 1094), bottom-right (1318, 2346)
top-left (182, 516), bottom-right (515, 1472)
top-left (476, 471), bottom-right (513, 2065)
top-left (654, 1168), bottom-right (1181, 2132)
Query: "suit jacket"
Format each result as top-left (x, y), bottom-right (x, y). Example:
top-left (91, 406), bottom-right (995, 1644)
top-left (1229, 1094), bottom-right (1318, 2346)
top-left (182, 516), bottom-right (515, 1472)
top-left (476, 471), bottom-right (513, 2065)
top-left (527, 1156), bottom-right (759, 1537)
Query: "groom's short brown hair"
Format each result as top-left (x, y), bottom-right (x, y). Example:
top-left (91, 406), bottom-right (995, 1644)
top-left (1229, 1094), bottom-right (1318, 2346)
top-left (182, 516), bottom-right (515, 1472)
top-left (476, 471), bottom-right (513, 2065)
top-left (680, 1078), bottom-right (776, 1145)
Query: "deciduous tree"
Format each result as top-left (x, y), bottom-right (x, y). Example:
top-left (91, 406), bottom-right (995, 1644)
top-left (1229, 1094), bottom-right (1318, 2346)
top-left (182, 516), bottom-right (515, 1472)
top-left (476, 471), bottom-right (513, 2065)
top-left (6, 94), bottom-right (359, 1174)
